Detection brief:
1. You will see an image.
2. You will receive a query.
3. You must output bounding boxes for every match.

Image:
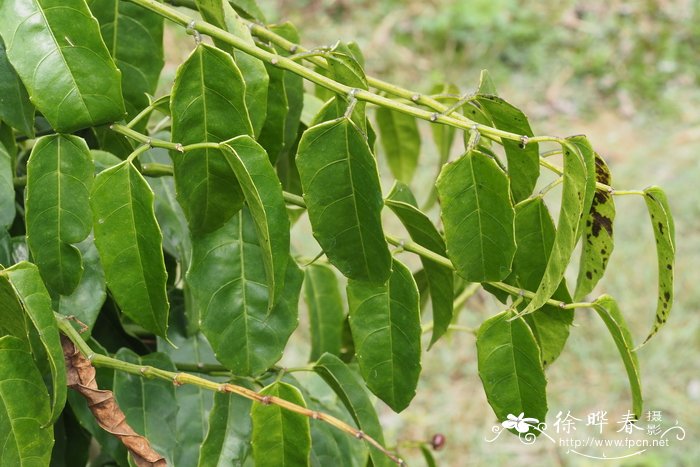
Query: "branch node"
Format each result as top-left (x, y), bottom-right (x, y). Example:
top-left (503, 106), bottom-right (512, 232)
top-left (270, 56), bottom-right (279, 65)
top-left (289, 44), bottom-right (298, 53)
top-left (429, 112), bottom-right (439, 122)
top-left (174, 143), bottom-right (184, 153)
top-left (519, 135), bottom-right (529, 149)
top-left (311, 411), bottom-right (321, 420)
top-left (411, 93), bottom-right (421, 102)
top-left (355, 430), bottom-right (365, 439)
top-left (139, 367), bottom-right (147, 375)
top-left (261, 395), bottom-right (272, 405)
top-left (218, 384), bottom-right (227, 393)
top-left (185, 20), bottom-right (202, 44)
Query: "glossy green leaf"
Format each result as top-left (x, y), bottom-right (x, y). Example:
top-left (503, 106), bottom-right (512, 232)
top-left (170, 43), bottom-right (252, 234)
top-left (305, 263), bottom-right (345, 361)
top-left (521, 142), bottom-right (587, 314)
top-left (188, 209), bottom-right (301, 375)
top-left (593, 295), bottom-right (642, 418)
top-left (199, 389), bottom-right (254, 466)
top-left (568, 135), bottom-right (598, 239)
top-left (0, 0), bottom-right (125, 132)
top-left (476, 310), bottom-right (547, 427)
top-left (386, 181), bottom-right (453, 348)
top-left (0, 142), bottom-right (13, 230)
top-left (50, 409), bottom-right (91, 467)
top-left (25, 134), bottom-right (93, 295)
top-left (87, 0), bottom-right (164, 122)
top-left (296, 117), bottom-right (391, 283)
top-left (376, 105), bottom-right (420, 183)
top-left (91, 149), bottom-right (122, 173)
top-left (347, 258), bottom-right (421, 412)
top-left (221, 136), bottom-right (289, 309)
top-left (228, 0), bottom-right (266, 22)
top-left (251, 381), bottom-right (311, 467)
top-left (92, 125), bottom-right (134, 159)
top-left (0, 261), bottom-right (67, 424)
top-left (640, 186), bottom-right (675, 345)
top-left (270, 23), bottom-right (304, 154)
top-left (91, 161), bottom-right (169, 338)
top-left (474, 95), bottom-right (538, 202)
top-left (57, 237), bottom-right (106, 335)
top-left (0, 335), bottom-right (54, 465)
top-left (0, 38), bottom-right (34, 136)
top-left (430, 83), bottom-right (459, 166)
top-left (575, 153), bottom-right (616, 300)
top-left (512, 198), bottom-right (573, 366)
top-left (326, 50), bottom-right (368, 132)
top-left (437, 149), bottom-right (515, 282)
top-left (141, 138), bottom-right (191, 262)
top-left (113, 349), bottom-right (178, 465)
top-left (314, 353), bottom-right (390, 467)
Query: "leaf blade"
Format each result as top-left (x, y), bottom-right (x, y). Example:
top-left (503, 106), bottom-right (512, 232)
top-left (376, 105), bottom-right (420, 183)
top-left (305, 263), bottom-right (345, 361)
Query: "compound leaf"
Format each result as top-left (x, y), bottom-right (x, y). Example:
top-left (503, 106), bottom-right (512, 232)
top-left (0, 0), bottom-right (125, 132)
top-left (91, 161), bottom-right (169, 338)
top-left (347, 258), bottom-right (421, 412)
top-left (25, 134), bottom-right (93, 295)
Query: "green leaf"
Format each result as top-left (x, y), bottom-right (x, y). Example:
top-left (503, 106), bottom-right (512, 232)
top-left (0, 142), bottom-right (14, 230)
top-left (270, 23), bottom-right (304, 154)
top-left (91, 161), bottom-right (169, 338)
top-left (429, 82), bottom-right (459, 165)
top-left (50, 409), bottom-right (91, 467)
top-left (347, 258), bottom-right (421, 412)
top-left (326, 50), bottom-right (368, 132)
top-left (386, 182), bottom-right (453, 348)
top-left (575, 153), bottom-right (616, 300)
top-left (420, 446), bottom-right (437, 467)
top-left (57, 236), bottom-right (106, 335)
top-left (0, 335), bottom-right (54, 465)
top-left (0, 37), bottom-right (34, 136)
top-left (296, 117), bottom-right (391, 283)
top-left (113, 349), bottom-right (178, 465)
top-left (199, 384), bottom-right (255, 467)
top-left (521, 142), bottom-right (587, 314)
top-left (376, 105), bottom-right (420, 183)
top-left (25, 134), bottom-right (93, 295)
top-left (141, 137), bottom-right (191, 262)
top-left (474, 95), bottom-right (539, 202)
top-left (188, 209), bottom-right (302, 375)
top-left (221, 136), bottom-right (289, 309)
top-left (251, 381), bottom-right (311, 467)
top-left (228, 0), bottom-right (266, 22)
top-left (640, 186), bottom-right (675, 346)
top-left (0, 261), bottom-right (67, 424)
top-left (305, 263), bottom-right (345, 361)
top-left (476, 310), bottom-right (547, 427)
top-left (592, 295), bottom-right (642, 418)
top-left (437, 149), bottom-right (515, 282)
top-left (170, 43), bottom-right (253, 234)
top-left (512, 198), bottom-right (573, 366)
top-left (0, 0), bottom-right (125, 132)
top-left (568, 135), bottom-right (598, 239)
top-left (87, 0), bottom-right (164, 123)
top-left (314, 353), bottom-right (390, 467)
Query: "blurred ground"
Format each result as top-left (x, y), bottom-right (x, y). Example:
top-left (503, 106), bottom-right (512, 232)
top-left (164, 1), bottom-right (700, 465)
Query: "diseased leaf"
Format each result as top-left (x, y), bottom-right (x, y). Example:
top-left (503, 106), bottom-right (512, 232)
top-left (512, 197), bottom-right (573, 366)
top-left (57, 236), bottom-right (107, 335)
top-left (0, 335), bottom-right (54, 465)
top-left (386, 181), bottom-right (453, 348)
top-left (575, 153), bottom-right (616, 300)
top-left (199, 388), bottom-right (254, 466)
top-left (113, 349), bottom-right (178, 465)
top-left (87, 0), bottom-right (164, 123)
top-left (188, 209), bottom-right (301, 375)
top-left (0, 0), bottom-right (125, 132)
top-left (314, 353), bottom-right (391, 467)
top-left (0, 142), bottom-right (14, 230)
top-left (347, 258), bottom-right (421, 412)
top-left (305, 263), bottom-right (345, 361)
top-left (376, 105), bottom-right (420, 183)
top-left (568, 135), bottom-right (598, 239)
top-left (476, 310), bottom-right (547, 428)
top-left (0, 261), bottom-right (67, 424)
top-left (91, 161), bottom-right (169, 338)
top-left (640, 186), bottom-right (675, 345)
top-left (475, 95), bottom-right (539, 202)
top-left (437, 149), bottom-right (515, 282)
top-left (296, 117), bottom-right (391, 283)
top-left (521, 142), bottom-right (587, 314)
top-left (25, 134), bottom-right (93, 295)
top-left (0, 37), bottom-right (34, 136)
top-left (593, 295), bottom-right (642, 418)
top-left (170, 43), bottom-right (253, 234)
top-left (251, 382), bottom-right (311, 467)
top-left (221, 136), bottom-right (289, 309)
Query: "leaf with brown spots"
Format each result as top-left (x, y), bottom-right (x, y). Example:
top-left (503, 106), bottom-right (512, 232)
top-left (574, 153), bottom-right (616, 300)
top-left (638, 186), bottom-right (675, 347)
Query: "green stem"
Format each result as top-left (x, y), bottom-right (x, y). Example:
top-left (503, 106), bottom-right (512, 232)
top-left (141, 162), bottom-right (174, 177)
top-left (613, 190), bottom-right (645, 196)
top-left (55, 312), bottom-right (403, 465)
top-left (421, 322), bottom-right (476, 335)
